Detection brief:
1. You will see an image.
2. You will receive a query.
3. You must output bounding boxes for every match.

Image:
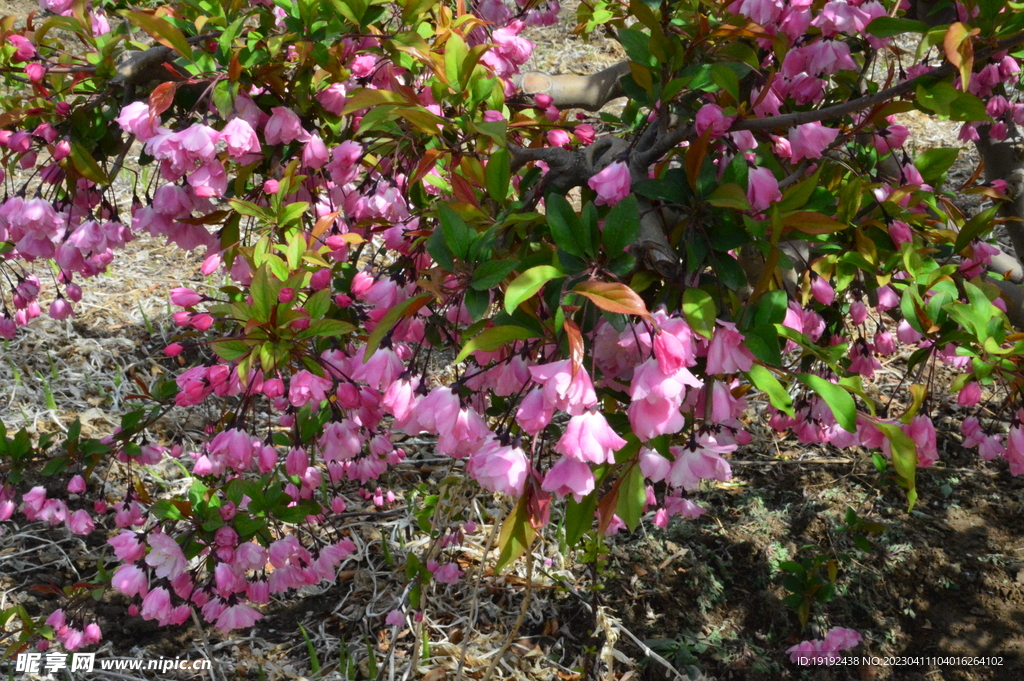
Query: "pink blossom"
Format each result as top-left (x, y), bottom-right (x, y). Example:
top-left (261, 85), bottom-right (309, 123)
top-left (789, 122), bottom-right (840, 162)
top-left (66, 509), bottom-right (94, 535)
top-left (145, 532), bottom-right (188, 579)
top-left (385, 609), bottom-right (405, 627)
top-left (529, 360), bottom-right (598, 415)
top-left (516, 387), bottom-right (553, 434)
top-left (140, 587), bottom-right (173, 624)
top-left (215, 603), bottom-right (262, 632)
top-left (666, 437), bottom-right (734, 490)
top-left (747, 165), bottom-right (781, 212)
top-left (554, 411), bottom-right (627, 464)
top-left (958, 382), bottom-right (981, 407)
top-left (639, 447), bottom-right (671, 482)
top-left (288, 370), bottom-right (333, 408)
top-left (467, 438), bottom-right (529, 495)
top-left (695, 104), bottom-right (734, 138)
top-left (303, 134), bottom-right (330, 168)
top-left (170, 287), bottom-right (202, 307)
top-left (220, 118), bottom-right (261, 157)
top-left (541, 457), bottom-right (596, 502)
top-left (587, 161), bottom-right (631, 206)
top-left (109, 531), bottom-right (146, 563)
top-left (431, 562), bottom-right (463, 584)
top-left (111, 564), bottom-right (148, 597)
top-left (705, 323), bottom-right (754, 374)
top-left (264, 107), bottom-right (307, 145)
top-left (317, 83), bottom-right (348, 115)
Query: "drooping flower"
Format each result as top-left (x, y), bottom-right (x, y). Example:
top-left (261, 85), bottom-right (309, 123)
top-left (587, 161), bottom-right (630, 206)
top-left (145, 532), bottom-right (188, 580)
top-left (789, 122), bottom-right (840, 162)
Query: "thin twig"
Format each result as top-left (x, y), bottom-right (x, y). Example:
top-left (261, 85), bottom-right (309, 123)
top-left (481, 550), bottom-right (535, 681)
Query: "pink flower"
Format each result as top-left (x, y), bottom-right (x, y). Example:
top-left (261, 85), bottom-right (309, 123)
top-left (639, 448), bottom-right (671, 482)
top-left (111, 564), bottom-right (148, 597)
top-left (574, 123), bottom-right (596, 145)
top-left (467, 438), bottom-right (529, 496)
top-left (220, 118), bottom-right (261, 157)
top-left (906, 414), bottom-right (939, 467)
top-left (288, 370), bottom-right (333, 408)
top-left (385, 609), bottom-right (405, 627)
top-left (116, 103), bottom-right (156, 141)
top-left (516, 387), bottom-right (553, 435)
top-left (140, 587), bottom-right (172, 624)
top-left (264, 107), bottom-right (307, 145)
top-left (587, 161), bottom-right (631, 206)
top-left (317, 83), bottom-right (347, 115)
top-left (431, 562), bottom-right (463, 584)
top-left (303, 134), bottom-right (330, 169)
top-left (215, 603), bottom-right (263, 632)
top-left (66, 509), bottom-right (94, 535)
top-left (747, 165), bottom-right (781, 212)
top-left (695, 104), bottom-right (734, 138)
top-left (145, 532), bottom-right (188, 579)
top-left (810, 277), bottom-right (834, 305)
top-left (541, 457), bottom-right (596, 502)
top-left (789, 122), bottom-right (840, 163)
top-left (529, 360), bottom-right (598, 415)
top-left (67, 475), bottom-right (86, 494)
top-left (170, 287), bottom-right (202, 307)
top-left (554, 411), bottom-right (627, 464)
top-left (729, 0), bottom-right (785, 25)
top-left (958, 382), bottom-right (981, 407)
top-left (666, 437), bottom-right (734, 490)
top-left (109, 530), bottom-right (146, 563)
top-left (705, 323), bottom-right (754, 374)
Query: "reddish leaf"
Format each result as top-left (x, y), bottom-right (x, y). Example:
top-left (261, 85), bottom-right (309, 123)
top-left (563, 318), bottom-right (584, 376)
top-left (149, 82), bottom-right (177, 122)
top-left (685, 129), bottom-right (711, 190)
top-left (450, 172), bottom-right (479, 208)
top-left (409, 148), bottom-right (445, 187)
top-left (574, 281), bottom-right (652, 319)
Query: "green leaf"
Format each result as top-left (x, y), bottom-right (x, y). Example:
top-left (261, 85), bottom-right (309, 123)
top-left (601, 194), bottom-right (640, 255)
top-left (747, 364), bottom-right (794, 416)
top-left (866, 16), bottom-right (928, 37)
top-left (915, 148), bottom-right (960, 184)
top-left (250, 265), bottom-right (280, 324)
top-left (151, 499), bottom-right (185, 520)
top-left (485, 148), bottom-right (511, 201)
top-left (444, 31), bottom-right (469, 88)
top-left (298, 318), bottom-right (356, 338)
top-left (564, 490), bottom-right (598, 547)
top-left (70, 143), bottom-right (109, 184)
top-left (682, 288), bottom-right (716, 339)
top-left (120, 10), bottom-right (194, 61)
top-left (504, 265), bottom-right (562, 313)
top-left (304, 288), bottom-right (332, 320)
top-left (707, 183), bottom-right (750, 210)
top-left (546, 193), bottom-right (591, 258)
top-left (875, 422), bottom-right (919, 511)
top-left (797, 374), bottom-right (857, 433)
top-left (471, 259), bottom-right (520, 291)
top-left (364, 294), bottom-right (432, 361)
top-left (494, 496), bottom-right (536, 573)
top-left (438, 204), bottom-right (474, 259)
top-left (954, 205), bottom-right (999, 253)
top-left (618, 27), bottom-right (656, 67)
top-left (211, 339), bottom-right (251, 361)
top-left (615, 464), bottom-right (646, 532)
top-left (456, 324), bottom-right (538, 363)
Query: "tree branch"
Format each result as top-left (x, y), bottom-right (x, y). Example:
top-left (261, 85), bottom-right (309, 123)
top-left (512, 62), bottom-right (630, 111)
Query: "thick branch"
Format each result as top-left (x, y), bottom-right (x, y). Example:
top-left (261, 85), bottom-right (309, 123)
top-left (513, 62), bottom-right (630, 111)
